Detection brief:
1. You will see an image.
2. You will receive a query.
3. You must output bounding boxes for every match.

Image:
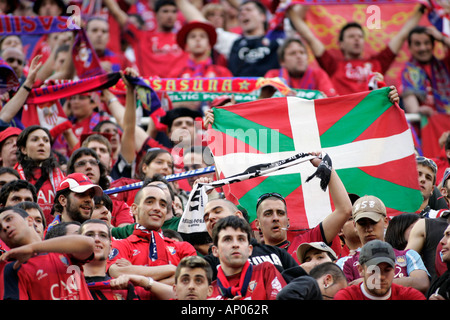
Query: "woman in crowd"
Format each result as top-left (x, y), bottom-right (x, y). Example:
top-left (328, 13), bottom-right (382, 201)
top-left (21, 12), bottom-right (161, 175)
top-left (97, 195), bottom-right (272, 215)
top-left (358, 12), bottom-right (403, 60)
top-left (15, 125), bottom-right (66, 225)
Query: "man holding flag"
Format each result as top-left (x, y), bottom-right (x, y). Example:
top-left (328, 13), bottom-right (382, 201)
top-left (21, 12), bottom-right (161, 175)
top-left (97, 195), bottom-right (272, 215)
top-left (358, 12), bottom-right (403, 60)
top-left (254, 152), bottom-right (352, 262)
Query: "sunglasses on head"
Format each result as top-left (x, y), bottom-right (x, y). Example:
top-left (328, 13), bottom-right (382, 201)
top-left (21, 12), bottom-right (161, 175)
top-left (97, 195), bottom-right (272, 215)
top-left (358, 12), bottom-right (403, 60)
top-left (416, 156), bottom-right (437, 174)
top-left (256, 192), bottom-right (286, 210)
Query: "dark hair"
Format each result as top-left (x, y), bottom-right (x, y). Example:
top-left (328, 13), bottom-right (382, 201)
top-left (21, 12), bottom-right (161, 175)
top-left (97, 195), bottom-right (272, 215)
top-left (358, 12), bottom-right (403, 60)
top-left (175, 256), bottom-right (213, 285)
top-left (309, 262), bottom-right (347, 284)
top-left (15, 201), bottom-right (46, 229)
top-left (212, 215), bottom-right (252, 246)
top-left (79, 218), bottom-right (111, 239)
top-left (338, 22), bottom-right (364, 42)
top-left (92, 120), bottom-right (121, 133)
top-left (52, 187), bottom-right (71, 214)
top-left (94, 193), bottom-right (113, 212)
top-left (240, 0), bottom-right (267, 30)
top-left (45, 221), bottom-right (81, 239)
top-left (137, 148), bottom-right (174, 180)
top-left (0, 206), bottom-right (29, 219)
top-left (241, 0), bottom-right (266, 15)
top-left (0, 180), bottom-right (37, 205)
top-left (0, 167), bottom-right (20, 179)
top-left (143, 174), bottom-right (175, 201)
top-left (81, 134), bottom-right (112, 155)
top-left (407, 26), bottom-right (435, 47)
top-left (16, 125), bottom-right (59, 181)
top-left (154, 0), bottom-right (176, 13)
top-left (66, 147), bottom-right (110, 190)
top-left (163, 229), bottom-right (183, 241)
top-left (54, 44), bottom-right (70, 59)
top-left (385, 213), bottom-right (420, 250)
top-left (85, 15), bottom-right (109, 31)
top-left (277, 38), bottom-right (307, 62)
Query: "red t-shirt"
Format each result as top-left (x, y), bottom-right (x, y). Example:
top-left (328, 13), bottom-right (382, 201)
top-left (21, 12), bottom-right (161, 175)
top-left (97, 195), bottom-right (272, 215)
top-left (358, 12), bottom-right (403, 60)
top-left (317, 46), bottom-right (396, 95)
top-left (111, 198), bottom-right (134, 227)
top-left (178, 59), bottom-right (233, 78)
top-left (124, 24), bottom-right (188, 78)
top-left (107, 230), bottom-right (197, 269)
top-left (265, 67), bottom-right (337, 97)
top-left (287, 223), bottom-right (342, 263)
top-left (210, 262), bottom-right (286, 300)
top-left (334, 282), bottom-right (426, 300)
top-left (1, 253), bottom-right (93, 300)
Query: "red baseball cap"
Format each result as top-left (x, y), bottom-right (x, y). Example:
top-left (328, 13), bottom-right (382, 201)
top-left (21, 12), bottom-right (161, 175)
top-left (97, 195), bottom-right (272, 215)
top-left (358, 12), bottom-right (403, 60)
top-left (176, 21), bottom-right (217, 50)
top-left (0, 127), bottom-right (22, 146)
top-left (57, 173), bottom-right (103, 196)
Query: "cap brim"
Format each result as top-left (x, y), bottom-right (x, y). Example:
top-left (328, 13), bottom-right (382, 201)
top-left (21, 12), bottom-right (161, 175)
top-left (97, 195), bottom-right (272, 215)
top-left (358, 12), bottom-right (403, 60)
top-left (364, 257), bottom-right (395, 268)
top-left (354, 212), bottom-right (384, 222)
top-left (70, 184), bottom-right (103, 197)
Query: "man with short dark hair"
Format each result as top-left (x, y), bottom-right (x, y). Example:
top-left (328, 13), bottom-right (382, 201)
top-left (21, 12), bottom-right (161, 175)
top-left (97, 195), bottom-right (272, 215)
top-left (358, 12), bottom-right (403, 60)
top-left (0, 206), bottom-right (95, 300)
top-left (0, 180), bottom-right (37, 207)
top-left (203, 198), bottom-right (298, 281)
top-left (85, 16), bottom-right (132, 73)
top-left (209, 215), bottom-right (286, 300)
top-left (401, 26), bottom-right (450, 116)
top-left (173, 255), bottom-right (213, 300)
top-left (227, 0), bottom-right (283, 77)
top-left (265, 38), bottom-right (337, 97)
top-left (254, 153), bottom-right (352, 263)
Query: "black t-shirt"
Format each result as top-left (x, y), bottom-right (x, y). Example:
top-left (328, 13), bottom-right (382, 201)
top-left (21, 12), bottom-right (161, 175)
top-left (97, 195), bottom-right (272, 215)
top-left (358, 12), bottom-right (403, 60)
top-left (228, 35), bottom-right (282, 77)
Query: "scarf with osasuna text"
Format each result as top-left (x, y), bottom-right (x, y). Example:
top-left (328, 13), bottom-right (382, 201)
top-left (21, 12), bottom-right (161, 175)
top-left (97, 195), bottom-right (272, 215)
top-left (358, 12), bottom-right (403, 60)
top-left (216, 261), bottom-right (253, 299)
top-left (132, 224), bottom-right (169, 265)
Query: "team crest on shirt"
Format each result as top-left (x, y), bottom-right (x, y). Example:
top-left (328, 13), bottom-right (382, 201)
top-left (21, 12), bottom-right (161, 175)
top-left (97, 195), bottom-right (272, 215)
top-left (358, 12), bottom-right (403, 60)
top-left (396, 255), bottom-right (407, 267)
top-left (59, 255), bottom-right (70, 267)
top-left (167, 246), bottom-right (176, 255)
top-left (109, 248), bottom-right (119, 260)
top-left (248, 280), bottom-right (257, 293)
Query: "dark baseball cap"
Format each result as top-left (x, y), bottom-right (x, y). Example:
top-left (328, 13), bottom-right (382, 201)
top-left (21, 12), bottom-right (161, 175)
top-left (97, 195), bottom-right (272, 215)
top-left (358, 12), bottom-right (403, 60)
top-left (359, 240), bottom-right (395, 268)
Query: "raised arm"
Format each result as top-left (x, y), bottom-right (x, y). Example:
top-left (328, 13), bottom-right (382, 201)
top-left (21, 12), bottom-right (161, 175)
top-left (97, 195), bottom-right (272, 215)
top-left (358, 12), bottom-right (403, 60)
top-left (287, 4), bottom-right (325, 58)
top-left (0, 235), bottom-right (95, 269)
top-left (174, 0), bottom-right (207, 22)
top-left (388, 4), bottom-right (426, 54)
top-left (120, 68), bottom-right (138, 164)
top-left (103, 0), bottom-right (129, 28)
top-left (311, 153), bottom-right (353, 244)
top-left (0, 55), bottom-right (42, 123)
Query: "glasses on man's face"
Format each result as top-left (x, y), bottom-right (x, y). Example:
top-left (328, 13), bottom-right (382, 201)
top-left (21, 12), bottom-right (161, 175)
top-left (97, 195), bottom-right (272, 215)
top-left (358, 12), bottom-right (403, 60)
top-left (416, 156), bottom-right (437, 174)
top-left (256, 192), bottom-right (286, 210)
top-left (74, 159), bottom-right (100, 168)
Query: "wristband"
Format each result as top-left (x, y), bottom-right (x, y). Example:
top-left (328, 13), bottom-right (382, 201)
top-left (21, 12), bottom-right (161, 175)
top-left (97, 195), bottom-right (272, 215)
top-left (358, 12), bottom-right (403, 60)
top-left (146, 277), bottom-right (154, 290)
top-left (107, 97), bottom-right (118, 106)
top-left (23, 85), bottom-right (32, 92)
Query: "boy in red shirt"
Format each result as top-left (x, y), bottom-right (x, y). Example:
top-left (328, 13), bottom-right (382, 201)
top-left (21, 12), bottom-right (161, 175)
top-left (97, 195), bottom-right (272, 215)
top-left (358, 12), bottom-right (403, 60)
top-left (209, 215), bottom-right (286, 300)
top-left (334, 240), bottom-right (426, 300)
top-left (0, 206), bottom-right (95, 300)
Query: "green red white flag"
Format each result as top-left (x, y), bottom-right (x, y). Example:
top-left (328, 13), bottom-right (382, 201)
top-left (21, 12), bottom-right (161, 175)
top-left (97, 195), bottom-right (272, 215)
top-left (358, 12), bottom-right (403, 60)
top-left (206, 87), bottom-right (423, 231)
